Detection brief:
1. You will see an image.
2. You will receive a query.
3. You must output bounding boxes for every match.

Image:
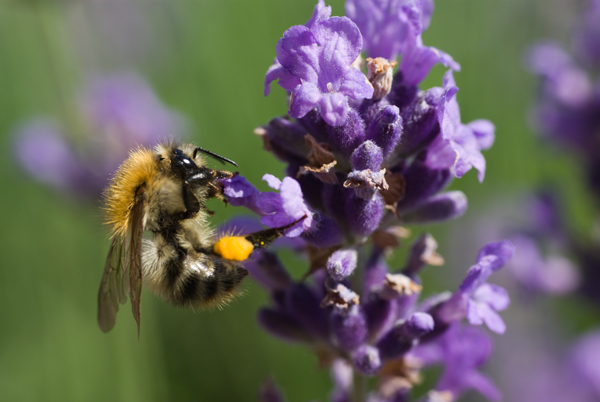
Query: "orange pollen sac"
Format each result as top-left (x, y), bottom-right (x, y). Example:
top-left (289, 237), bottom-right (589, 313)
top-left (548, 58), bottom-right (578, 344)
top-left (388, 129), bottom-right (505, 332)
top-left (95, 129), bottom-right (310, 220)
top-left (213, 236), bottom-right (255, 261)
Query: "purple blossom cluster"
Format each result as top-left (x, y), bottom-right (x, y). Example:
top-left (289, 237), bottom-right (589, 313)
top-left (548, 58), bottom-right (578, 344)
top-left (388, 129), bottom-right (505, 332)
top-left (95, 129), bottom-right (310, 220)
top-left (527, 0), bottom-right (600, 200)
top-left (527, 0), bottom-right (600, 306)
top-left (14, 72), bottom-right (185, 199)
top-left (222, 1), bottom-right (510, 400)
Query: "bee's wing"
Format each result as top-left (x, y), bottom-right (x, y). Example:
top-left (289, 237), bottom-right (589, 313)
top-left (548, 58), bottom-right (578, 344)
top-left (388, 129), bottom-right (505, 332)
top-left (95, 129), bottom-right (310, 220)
top-left (97, 236), bottom-right (127, 333)
top-left (126, 191), bottom-right (146, 338)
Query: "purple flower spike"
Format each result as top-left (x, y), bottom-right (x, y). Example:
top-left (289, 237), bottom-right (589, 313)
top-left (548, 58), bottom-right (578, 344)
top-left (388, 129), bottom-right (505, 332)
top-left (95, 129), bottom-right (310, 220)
top-left (331, 305), bottom-right (368, 350)
top-left (351, 140), bottom-right (384, 171)
top-left (271, 16), bottom-right (373, 126)
top-left (327, 249), bottom-right (358, 281)
top-left (365, 105), bottom-right (403, 158)
top-left (402, 191), bottom-right (467, 224)
top-left (353, 345), bottom-right (381, 376)
top-left (15, 119), bottom-right (85, 193)
top-left (377, 312), bottom-right (434, 360)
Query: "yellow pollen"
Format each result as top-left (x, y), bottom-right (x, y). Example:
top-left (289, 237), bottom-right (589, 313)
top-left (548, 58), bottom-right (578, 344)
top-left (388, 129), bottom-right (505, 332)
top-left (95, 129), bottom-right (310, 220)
top-left (213, 236), bottom-right (255, 261)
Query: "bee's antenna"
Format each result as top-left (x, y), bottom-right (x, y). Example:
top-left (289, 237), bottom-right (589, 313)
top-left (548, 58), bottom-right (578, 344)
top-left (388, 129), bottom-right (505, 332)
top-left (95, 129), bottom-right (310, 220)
top-left (194, 147), bottom-right (239, 167)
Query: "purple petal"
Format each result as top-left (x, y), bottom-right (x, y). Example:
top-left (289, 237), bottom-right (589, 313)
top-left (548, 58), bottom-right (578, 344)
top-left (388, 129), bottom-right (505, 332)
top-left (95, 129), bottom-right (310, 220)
top-left (263, 174), bottom-right (282, 190)
top-left (256, 192), bottom-right (284, 216)
top-left (276, 25), bottom-right (320, 84)
top-left (338, 67), bottom-right (374, 100)
top-left (467, 119), bottom-right (495, 150)
top-left (311, 17), bottom-right (363, 73)
top-left (305, 0), bottom-right (332, 29)
top-left (423, 134), bottom-right (458, 171)
top-left (473, 283), bottom-right (510, 311)
top-left (477, 240), bottom-right (516, 271)
top-left (468, 300), bottom-right (507, 334)
top-left (290, 82), bottom-right (323, 120)
top-left (264, 59), bottom-right (302, 96)
top-left (318, 92), bottom-right (350, 126)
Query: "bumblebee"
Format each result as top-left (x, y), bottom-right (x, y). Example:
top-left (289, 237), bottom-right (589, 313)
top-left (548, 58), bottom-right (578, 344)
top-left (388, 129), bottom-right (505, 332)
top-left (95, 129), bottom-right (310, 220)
top-left (98, 142), bottom-right (299, 335)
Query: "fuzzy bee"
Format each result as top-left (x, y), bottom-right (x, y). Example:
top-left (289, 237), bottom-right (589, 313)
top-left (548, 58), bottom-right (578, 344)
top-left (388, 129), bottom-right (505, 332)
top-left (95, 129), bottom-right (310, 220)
top-left (98, 142), bottom-right (300, 335)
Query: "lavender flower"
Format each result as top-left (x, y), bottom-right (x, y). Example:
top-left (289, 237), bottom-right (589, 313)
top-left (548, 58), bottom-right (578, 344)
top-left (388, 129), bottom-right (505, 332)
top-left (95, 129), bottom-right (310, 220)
top-left (265, 7), bottom-right (374, 126)
top-left (527, 1), bottom-right (600, 199)
top-left (14, 72), bottom-right (185, 198)
top-left (437, 241), bottom-right (514, 334)
top-left (221, 1), bottom-right (506, 400)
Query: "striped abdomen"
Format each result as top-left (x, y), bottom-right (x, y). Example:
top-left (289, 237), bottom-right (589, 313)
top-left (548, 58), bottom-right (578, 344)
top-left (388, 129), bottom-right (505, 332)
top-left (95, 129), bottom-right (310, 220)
top-left (142, 234), bottom-right (248, 309)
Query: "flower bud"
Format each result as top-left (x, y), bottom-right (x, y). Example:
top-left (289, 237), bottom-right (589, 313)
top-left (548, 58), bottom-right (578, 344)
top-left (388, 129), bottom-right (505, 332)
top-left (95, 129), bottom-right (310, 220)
top-left (353, 345), bottom-right (382, 376)
top-left (402, 191), bottom-right (467, 224)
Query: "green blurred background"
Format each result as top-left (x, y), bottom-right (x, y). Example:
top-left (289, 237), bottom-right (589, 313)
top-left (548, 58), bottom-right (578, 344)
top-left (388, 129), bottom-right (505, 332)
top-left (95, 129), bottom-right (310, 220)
top-left (0, 1), bottom-right (595, 401)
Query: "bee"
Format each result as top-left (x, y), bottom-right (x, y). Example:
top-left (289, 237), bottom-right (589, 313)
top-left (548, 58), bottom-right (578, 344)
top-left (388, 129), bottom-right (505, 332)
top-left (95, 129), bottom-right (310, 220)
top-left (98, 141), bottom-right (301, 335)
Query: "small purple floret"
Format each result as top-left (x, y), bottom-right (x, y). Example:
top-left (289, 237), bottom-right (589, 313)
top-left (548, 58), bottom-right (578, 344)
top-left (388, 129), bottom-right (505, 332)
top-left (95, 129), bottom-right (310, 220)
top-left (327, 249), bottom-right (358, 281)
top-left (267, 15), bottom-right (373, 126)
top-left (353, 345), bottom-right (381, 376)
top-left (438, 240), bottom-right (514, 333)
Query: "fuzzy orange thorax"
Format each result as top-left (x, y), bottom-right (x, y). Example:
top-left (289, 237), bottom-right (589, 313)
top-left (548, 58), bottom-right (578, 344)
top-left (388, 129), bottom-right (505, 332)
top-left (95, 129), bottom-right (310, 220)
top-left (104, 147), bottom-right (158, 238)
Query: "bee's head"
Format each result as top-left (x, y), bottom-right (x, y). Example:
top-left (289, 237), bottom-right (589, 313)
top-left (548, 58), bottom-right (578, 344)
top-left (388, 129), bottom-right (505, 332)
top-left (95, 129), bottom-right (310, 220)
top-left (170, 148), bottom-right (200, 179)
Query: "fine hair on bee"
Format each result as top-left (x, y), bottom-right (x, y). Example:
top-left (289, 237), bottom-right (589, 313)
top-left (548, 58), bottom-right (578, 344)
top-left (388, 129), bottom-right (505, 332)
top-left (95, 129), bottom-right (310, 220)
top-left (97, 141), bottom-right (304, 336)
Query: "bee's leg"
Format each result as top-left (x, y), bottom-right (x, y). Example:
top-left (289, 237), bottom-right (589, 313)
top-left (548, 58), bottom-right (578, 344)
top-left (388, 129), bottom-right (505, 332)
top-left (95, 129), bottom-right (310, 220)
top-left (213, 215), bottom-right (308, 261)
top-left (180, 181), bottom-right (202, 220)
top-left (245, 215), bottom-right (308, 250)
top-left (207, 170), bottom-right (235, 204)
